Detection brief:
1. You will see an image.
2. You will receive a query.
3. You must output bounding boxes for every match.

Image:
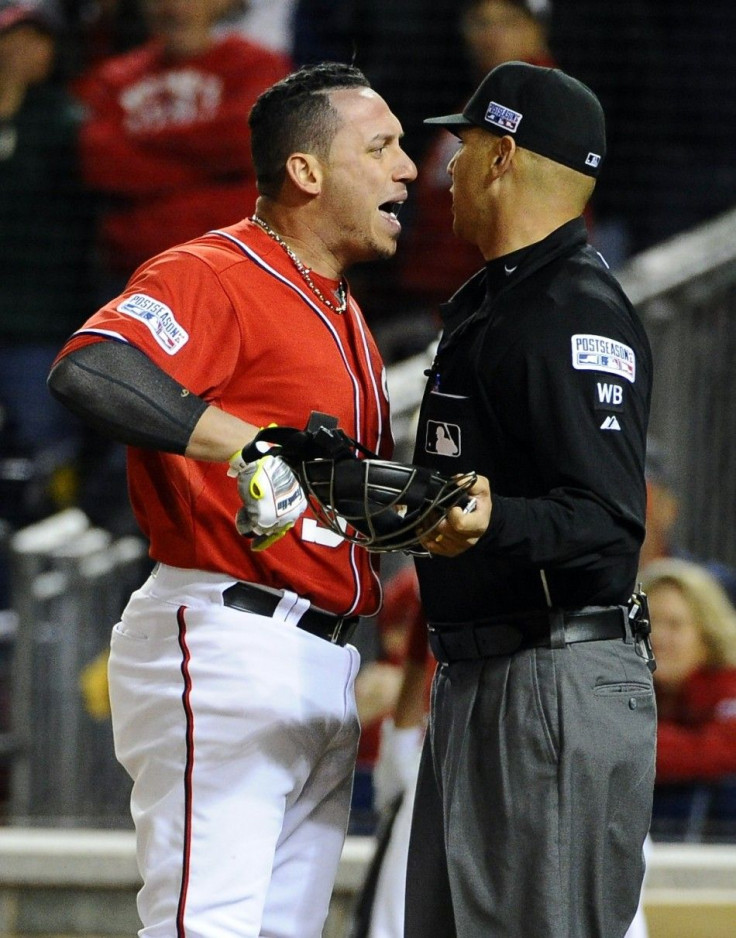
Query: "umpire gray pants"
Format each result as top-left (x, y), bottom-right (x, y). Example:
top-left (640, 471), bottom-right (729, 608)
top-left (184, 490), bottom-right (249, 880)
top-left (404, 638), bottom-right (656, 938)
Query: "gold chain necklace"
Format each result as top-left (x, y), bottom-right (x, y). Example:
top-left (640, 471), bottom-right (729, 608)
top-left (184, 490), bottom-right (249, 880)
top-left (251, 214), bottom-right (348, 314)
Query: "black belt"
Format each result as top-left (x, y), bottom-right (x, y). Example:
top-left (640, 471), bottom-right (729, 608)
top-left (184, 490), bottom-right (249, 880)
top-left (222, 581), bottom-right (358, 647)
top-left (428, 605), bottom-right (630, 664)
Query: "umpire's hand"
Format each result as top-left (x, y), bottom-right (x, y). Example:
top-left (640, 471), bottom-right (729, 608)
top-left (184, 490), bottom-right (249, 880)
top-left (421, 475), bottom-right (491, 557)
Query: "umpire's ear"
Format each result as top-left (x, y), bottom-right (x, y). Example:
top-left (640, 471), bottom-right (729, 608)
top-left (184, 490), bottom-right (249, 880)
top-left (488, 134), bottom-right (515, 181)
top-left (284, 152), bottom-right (323, 196)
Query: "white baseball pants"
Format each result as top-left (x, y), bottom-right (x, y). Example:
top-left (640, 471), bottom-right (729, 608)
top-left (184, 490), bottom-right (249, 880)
top-left (108, 564), bottom-right (361, 937)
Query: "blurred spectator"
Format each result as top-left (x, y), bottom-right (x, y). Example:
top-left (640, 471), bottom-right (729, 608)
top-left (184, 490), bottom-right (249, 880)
top-left (642, 557), bottom-right (736, 838)
top-left (0, 0), bottom-right (94, 528)
top-left (62, 0), bottom-right (148, 72)
top-left (640, 437), bottom-right (680, 573)
top-left (393, 0), bottom-right (557, 346)
top-left (350, 563), bottom-right (431, 938)
top-left (353, 564), bottom-right (430, 777)
top-left (351, 563), bottom-right (428, 834)
top-left (644, 558), bottom-right (736, 781)
top-left (641, 438), bottom-right (736, 606)
top-left (216, 0), bottom-right (297, 54)
top-left (72, 0), bottom-right (291, 298)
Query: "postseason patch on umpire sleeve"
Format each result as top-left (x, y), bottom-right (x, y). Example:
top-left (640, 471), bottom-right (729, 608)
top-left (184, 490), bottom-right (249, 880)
top-left (117, 293), bottom-right (189, 355)
top-left (571, 334), bottom-right (636, 383)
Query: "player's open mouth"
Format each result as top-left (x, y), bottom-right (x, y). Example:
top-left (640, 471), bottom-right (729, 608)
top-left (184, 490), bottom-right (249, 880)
top-left (378, 201), bottom-right (404, 232)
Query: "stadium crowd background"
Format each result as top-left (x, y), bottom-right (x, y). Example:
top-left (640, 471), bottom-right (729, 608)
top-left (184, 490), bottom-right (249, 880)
top-left (3, 0), bottom-right (736, 527)
top-left (1, 0), bottom-right (736, 866)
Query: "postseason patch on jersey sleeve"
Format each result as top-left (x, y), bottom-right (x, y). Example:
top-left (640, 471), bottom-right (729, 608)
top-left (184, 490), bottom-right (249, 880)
top-left (117, 293), bottom-right (189, 355)
top-left (571, 334), bottom-right (636, 383)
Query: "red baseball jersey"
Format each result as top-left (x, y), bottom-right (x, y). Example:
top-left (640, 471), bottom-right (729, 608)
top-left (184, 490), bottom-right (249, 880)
top-left (59, 219), bottom-right (393, 617)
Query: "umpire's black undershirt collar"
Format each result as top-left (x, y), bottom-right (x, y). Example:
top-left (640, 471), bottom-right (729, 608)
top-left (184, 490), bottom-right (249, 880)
top-left (484, 216), bottom-right (588, 299)
top-left (484, 244), bottom-right (532, 296)
top-left (437, 217), bottom-right (589, 344)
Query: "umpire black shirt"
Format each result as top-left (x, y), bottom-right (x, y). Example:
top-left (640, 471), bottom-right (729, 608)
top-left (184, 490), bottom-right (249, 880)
top-left (413, 217), bottom-right (653, 623)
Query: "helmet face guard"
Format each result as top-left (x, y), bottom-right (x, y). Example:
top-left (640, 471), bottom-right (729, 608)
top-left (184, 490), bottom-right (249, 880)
top-left (299, 457), bottom-right (477, 554)
top-left (244, 415), bottom-right (477, 554)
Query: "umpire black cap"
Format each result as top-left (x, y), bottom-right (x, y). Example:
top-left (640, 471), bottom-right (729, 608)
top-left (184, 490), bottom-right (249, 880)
top-left (424, 60), bottom-right (606, 178)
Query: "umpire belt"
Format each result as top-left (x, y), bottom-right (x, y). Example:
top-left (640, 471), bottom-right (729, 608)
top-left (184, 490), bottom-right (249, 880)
top-left (428, 605), bottom-right (630, 664)
top-left (222, 581), bottom-right (358, 647)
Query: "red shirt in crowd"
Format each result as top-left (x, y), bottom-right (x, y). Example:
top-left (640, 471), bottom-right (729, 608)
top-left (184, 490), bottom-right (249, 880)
top-left (656, 667), bottom-right (736, 782)
top-left (73, 35), bottom-right (291, 278)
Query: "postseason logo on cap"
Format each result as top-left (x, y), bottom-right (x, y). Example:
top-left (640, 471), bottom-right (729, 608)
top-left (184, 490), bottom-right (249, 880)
top-left (484, 101), bottom-right (522, 133)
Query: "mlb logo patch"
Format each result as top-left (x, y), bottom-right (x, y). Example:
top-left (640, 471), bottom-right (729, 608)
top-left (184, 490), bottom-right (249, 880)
top-left (484, 101), bottom-right (522, 133)
top-left (426, 420), bottom-right (461, 457)
top-left (585, 152), bottom-right (601, 169)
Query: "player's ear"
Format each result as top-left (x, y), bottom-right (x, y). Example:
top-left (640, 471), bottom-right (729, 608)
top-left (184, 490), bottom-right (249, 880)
top-left (284, 152), bottom-right (323, 195)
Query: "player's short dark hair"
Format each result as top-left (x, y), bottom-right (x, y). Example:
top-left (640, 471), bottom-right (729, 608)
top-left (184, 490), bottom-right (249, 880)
top-left (249, 62), bottom-right (371, 199)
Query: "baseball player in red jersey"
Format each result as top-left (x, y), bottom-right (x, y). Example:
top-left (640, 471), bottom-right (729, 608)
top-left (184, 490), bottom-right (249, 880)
top-left (48, 63), bottom-right (416, 937)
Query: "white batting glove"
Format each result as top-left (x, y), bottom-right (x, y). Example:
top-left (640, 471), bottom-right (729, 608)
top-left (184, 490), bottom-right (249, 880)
top-left (232, 453), bottom-right (307, 551)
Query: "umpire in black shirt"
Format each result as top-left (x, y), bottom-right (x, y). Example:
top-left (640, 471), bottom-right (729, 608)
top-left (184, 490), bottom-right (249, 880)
top-left (404, 62), bottom-right (655, 938)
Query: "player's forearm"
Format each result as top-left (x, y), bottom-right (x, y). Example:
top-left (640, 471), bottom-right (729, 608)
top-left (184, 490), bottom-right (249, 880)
top-left (48, 340), bottom-right (257, 461)
top-left (185, 406), bottom-right (258, 463)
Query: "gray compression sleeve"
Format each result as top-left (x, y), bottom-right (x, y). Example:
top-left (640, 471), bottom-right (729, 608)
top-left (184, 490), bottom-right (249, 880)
top-left (48, 340), bottom-right (210, 455)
